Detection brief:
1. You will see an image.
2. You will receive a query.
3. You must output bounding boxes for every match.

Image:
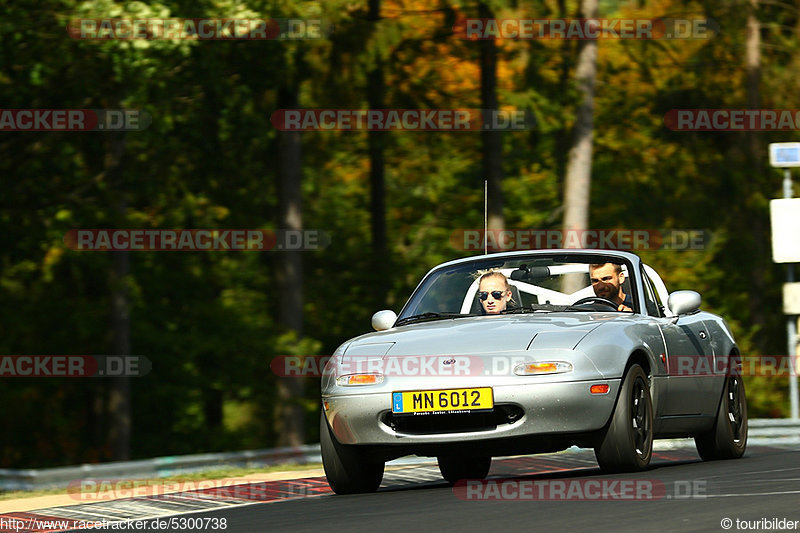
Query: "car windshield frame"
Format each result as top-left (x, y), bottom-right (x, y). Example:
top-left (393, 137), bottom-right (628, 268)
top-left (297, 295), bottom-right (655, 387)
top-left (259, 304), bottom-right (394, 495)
top-left (396, 252), bottom-right (640, 321)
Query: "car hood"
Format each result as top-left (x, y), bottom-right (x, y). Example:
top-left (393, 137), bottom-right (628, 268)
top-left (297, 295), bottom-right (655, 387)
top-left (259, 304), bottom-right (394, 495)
top-left (343, 313), bottom-right (617, 356)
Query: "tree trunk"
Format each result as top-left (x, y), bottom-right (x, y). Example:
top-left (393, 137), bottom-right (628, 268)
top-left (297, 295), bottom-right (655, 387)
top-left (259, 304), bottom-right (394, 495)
top-left (368, 0), bottom-right (388, 308)
top-left (745, 0), bottom-right (760, 114)
top-left (107, 131), bottom-right (131, 461)
top-left (744, 0), bottom-right (767, 339)
top-left (479, 2), bottom-right (504, 232)
top-left (554, 0), bottom-right (574, 185)
top-left (109, 249), bottom-right (130, 460)
top-left (745, 0), bottom-right (761, 163)
top-left (562, 0), bottom-right (598, 236)
top-left (562, 0), bottom-right (598, 293)
top-left (275, 82), bottom-right (305, 447)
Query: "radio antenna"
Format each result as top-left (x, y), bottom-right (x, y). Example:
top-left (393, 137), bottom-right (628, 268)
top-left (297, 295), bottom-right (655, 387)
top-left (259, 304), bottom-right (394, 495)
top-left (484, 179), bottom-right (488, 255)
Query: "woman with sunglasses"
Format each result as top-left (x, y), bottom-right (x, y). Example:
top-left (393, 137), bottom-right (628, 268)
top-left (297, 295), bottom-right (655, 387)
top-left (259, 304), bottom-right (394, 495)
top-left (477, 271), bottom-right (513, 314)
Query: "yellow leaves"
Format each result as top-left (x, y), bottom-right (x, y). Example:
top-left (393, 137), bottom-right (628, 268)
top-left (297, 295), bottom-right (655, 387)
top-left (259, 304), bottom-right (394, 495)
top-left (180, 195), bottom-right (231, 222)
top-left (42, 246), bottom-right (64, 283)
top-left (444, 46), bottom-right (482, 85)
top-left (383, 0), bottom-right (442, 33)
top-left (222, 400), bottom-right (256, 432)
top-left (335, 157), bottom-right (369, 185)
top-left (208, 205), bottom-right (231, 220)
top-left (44, 246), bottom-right (64, 266)
top-left (393, 40), bottom-right (480, 102)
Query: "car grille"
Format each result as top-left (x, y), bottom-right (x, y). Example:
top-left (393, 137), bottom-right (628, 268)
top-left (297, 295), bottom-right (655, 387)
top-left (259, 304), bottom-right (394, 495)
top-left (382, 404), bottom-right (524, 435)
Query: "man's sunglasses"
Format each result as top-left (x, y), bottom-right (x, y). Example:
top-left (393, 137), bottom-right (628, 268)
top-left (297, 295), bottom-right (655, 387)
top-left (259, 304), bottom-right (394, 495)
top-left (478, 290), bottom-right (506, 301)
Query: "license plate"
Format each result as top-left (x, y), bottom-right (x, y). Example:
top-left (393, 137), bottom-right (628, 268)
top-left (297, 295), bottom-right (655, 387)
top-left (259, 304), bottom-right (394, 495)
top-left (391, 387), bottom-right (493, 415)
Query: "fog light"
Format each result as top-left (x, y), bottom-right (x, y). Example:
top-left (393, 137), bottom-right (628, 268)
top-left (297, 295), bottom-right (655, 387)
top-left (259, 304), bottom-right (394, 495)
top-left (590, 384), bottom-right (610, 394)
top-left (336, 373), bottom-right (384, 386)
top-left (514, 361), bottom-right (573, 376)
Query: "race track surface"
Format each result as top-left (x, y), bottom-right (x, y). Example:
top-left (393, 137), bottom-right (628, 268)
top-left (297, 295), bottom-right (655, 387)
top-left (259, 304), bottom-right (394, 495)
top-left (2, 443), bottom-right (799, 533)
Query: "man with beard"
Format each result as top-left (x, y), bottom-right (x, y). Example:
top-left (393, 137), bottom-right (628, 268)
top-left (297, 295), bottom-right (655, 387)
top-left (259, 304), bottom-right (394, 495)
top-left (589, 263), bottom-right (633, 312)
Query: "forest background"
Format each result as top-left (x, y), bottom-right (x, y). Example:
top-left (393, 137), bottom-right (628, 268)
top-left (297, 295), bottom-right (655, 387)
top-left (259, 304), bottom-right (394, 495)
top-left (1, 0), bottom-right (797, 468)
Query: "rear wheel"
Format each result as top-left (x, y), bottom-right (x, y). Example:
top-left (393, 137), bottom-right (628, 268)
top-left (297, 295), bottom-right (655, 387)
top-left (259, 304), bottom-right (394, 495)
top-left (320, 412), bottom-right (384, 494)
top-left (695, 376), bottom-right (747, 460)
top-left (437, 455), bottom-right (491, 484)
top-left (595, 364), bottom-right (653, 472)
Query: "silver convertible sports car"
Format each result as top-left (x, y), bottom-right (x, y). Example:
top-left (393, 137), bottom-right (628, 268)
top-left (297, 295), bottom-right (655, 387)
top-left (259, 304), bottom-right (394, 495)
top-left (320, 249), bottom-right (747, 494)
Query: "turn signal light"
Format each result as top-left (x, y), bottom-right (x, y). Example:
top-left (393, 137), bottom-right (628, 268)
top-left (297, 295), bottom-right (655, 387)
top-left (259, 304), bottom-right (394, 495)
top-left (336, 374), bottom-right (384, 386)
top-left (514, 361), bottom-right (573, 376)
top-left (590, 384), bottom-right (610, 394)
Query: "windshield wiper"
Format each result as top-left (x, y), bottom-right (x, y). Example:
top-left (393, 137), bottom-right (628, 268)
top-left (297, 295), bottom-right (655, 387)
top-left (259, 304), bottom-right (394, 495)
top-left (501, 307), bottom-right (538, 314)
top-left (501, 304), bottom-right (569, 314)
top-left (395, 312), bottom-right (474, 326)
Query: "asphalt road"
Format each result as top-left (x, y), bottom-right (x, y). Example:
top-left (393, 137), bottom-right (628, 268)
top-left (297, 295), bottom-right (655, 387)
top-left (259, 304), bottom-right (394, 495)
top-left (161, 444), bottom-right (800, 533)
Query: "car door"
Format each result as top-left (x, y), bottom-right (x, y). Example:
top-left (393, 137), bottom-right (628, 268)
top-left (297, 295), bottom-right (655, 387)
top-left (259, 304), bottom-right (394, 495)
top-left (641, 267), bottom-right (717, 416)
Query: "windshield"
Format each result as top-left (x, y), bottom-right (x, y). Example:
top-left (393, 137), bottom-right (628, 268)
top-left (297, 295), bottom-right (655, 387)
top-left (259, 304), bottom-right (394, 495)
top-left (397, 253), bottom-right (637, 320)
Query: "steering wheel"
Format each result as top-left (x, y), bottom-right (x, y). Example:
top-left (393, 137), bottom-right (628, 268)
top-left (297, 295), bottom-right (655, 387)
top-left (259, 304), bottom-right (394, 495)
top-left (569, 296), bottom-right (620, 311)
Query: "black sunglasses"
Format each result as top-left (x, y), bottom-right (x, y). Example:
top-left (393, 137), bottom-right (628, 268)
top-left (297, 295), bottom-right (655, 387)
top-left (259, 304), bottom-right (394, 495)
top-left (478, 290), bottom-right (506, 301)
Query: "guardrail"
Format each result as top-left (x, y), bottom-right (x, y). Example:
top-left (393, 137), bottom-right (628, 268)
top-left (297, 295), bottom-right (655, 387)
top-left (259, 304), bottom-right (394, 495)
top-left (0, 444), bottom-right (322, 492)
top-left (2, 419), bottom-right (798, 492)
top-left (747, 418), bottom-right (800, 440)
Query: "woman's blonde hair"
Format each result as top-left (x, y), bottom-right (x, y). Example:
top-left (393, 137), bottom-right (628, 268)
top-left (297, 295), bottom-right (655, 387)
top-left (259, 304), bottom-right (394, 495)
top-left (474, 269), bottom-right (515, 306)
top-left (476, 269), bottom-right (510, 290)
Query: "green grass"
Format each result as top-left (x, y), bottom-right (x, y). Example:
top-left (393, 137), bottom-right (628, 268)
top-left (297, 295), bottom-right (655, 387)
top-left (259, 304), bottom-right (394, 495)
top-left (0, 462), bottom-right (324, 501)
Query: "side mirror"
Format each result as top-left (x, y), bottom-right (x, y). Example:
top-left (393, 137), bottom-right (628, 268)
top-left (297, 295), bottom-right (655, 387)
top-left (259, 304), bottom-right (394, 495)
top-left (668, 290), bottom-right (701, 316)
top-left (371, 310), bottom-right (397, 331)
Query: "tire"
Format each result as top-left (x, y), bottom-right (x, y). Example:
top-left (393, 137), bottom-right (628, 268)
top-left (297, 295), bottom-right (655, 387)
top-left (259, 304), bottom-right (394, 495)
top-left (320, 412), bottom-right (384, 494)
top-left (437, 455), bottom-right (492, 484)
top-left (695, 376), bottom-right (748, 461)
top-left (595, 364), bottom-right (653, 472)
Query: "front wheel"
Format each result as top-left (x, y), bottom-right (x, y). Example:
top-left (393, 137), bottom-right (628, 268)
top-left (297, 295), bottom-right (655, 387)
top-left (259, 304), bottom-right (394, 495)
top-left (437, 455), bottom-right (492, 484)
top-left (320, 412), bottom-right (384, 494)
top-left (695, 376), bottom-right (747, 460)
top-left (595, 364), bottom-right (653, 472)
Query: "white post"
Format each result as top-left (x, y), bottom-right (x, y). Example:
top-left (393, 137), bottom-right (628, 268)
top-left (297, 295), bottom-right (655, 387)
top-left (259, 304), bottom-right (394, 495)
top-left (785, 169), bottom-right (799, 420)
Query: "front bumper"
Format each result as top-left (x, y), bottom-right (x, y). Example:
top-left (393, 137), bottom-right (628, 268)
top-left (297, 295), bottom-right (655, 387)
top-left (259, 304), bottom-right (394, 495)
top-left (322, 379), bottom-right (621, 446)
